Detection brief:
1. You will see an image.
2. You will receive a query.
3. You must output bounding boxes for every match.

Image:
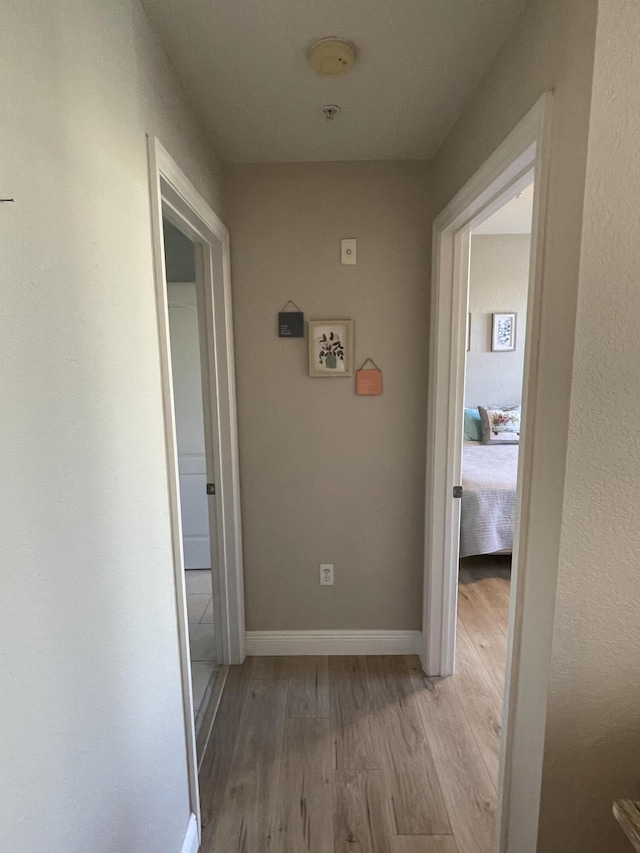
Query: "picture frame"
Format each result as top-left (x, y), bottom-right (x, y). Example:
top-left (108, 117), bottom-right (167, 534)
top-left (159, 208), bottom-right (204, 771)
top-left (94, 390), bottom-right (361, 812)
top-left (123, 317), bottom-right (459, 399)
top-left (492, 312), bottom-right (517, 352)
top-left (308, 319), bottom-right (354, 377)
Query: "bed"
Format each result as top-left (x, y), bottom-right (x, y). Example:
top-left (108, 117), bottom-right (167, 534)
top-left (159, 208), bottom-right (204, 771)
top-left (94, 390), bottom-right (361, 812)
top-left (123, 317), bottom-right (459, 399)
top-left (460, 442), bottom-right (519, 558)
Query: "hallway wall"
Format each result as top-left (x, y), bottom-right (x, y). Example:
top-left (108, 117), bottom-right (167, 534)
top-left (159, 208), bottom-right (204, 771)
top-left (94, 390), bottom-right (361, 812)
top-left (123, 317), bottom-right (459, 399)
top-left (1, 0), bottom-right (222, 850)
top-left (430, 0), bottom-right (599, 849)
top-left (539, 2), bottom-right (640, 849)
top-left (225, 161), bottom-right (433, 631)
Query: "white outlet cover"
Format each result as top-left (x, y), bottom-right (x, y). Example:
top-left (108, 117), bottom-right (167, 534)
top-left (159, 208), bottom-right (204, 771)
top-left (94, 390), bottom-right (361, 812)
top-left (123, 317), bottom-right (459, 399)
top-left (340, 238), bottom-right (356, 265)
top-left (320, 563), bottom-right (334, 585)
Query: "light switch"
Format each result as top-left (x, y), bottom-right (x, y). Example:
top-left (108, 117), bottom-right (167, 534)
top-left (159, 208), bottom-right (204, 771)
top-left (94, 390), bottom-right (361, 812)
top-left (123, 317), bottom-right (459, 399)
top-left (341, 238), bottom-right (357, 265)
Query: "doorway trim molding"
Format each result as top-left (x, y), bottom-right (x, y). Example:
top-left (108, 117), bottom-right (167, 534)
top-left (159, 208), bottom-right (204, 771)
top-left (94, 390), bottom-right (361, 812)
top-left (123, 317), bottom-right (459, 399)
top-left (147, 137), bottom-right (246, 832)
top-left (421, 93), bottom-right (553, 852)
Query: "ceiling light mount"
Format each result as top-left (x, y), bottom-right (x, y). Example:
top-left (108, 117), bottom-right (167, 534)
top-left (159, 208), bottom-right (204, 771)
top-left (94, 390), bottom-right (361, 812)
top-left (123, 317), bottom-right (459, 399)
top-left (322, 104), bottom-right (341, 122)
top-left (308, 38), bottom-right (356, 77)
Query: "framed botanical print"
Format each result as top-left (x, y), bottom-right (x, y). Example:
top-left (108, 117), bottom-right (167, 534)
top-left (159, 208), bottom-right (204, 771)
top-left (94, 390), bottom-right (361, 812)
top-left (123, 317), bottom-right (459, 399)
top-left (492, 312), bottom-right (517, 352)
top-left (308, 320), bottom-right (354, 377)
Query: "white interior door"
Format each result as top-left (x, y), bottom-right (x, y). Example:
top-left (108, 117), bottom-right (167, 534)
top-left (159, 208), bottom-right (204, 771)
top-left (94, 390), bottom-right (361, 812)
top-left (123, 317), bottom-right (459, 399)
top-left (167, 282), bottom-right (217, 572)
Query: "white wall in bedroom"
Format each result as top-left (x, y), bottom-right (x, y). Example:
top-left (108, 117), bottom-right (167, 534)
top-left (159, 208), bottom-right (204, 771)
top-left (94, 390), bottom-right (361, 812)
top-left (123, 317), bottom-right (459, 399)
top-left (465, 234), bottom-right (531, 408)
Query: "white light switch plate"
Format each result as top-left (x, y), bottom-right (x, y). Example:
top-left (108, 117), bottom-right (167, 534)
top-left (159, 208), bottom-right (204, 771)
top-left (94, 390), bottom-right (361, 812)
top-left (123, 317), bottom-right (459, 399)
top-left (341, 238), bottom-right (357, 265)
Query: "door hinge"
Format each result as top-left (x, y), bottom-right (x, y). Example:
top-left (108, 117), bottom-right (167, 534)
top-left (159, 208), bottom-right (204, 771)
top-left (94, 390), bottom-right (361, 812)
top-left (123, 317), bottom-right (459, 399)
top-left (206, 483), bottom-right (216, 495)
top-left (453, 485), bottom-right (463, 499)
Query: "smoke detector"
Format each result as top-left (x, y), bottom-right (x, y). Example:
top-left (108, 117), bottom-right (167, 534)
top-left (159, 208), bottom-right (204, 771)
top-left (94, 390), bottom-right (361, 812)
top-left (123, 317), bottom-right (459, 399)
top-left (308, 38), bottom-right (356, 76)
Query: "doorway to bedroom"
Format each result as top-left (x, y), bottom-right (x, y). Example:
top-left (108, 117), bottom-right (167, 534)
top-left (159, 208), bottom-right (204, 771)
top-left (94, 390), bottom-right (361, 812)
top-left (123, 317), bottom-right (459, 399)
top-left (458, 181), bottom-right (533, 702)
top-left (423, 95), bottom-right (553, 852)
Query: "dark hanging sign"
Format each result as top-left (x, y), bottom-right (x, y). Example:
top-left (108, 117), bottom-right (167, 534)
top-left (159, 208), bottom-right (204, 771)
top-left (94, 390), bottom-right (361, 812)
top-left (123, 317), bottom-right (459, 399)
top-left (279, 312), bottom-right (304, 337)
top-left (278, 301), bottom-right (304, 338)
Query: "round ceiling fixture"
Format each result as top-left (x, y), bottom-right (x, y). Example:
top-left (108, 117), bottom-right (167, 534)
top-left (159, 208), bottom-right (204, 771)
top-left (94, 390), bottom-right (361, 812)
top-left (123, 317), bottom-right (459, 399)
top-left (308, 38), bottom-right (356, 76)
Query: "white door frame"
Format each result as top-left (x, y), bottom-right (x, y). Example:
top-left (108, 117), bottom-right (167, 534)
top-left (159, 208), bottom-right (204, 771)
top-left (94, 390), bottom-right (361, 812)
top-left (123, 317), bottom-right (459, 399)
top-left (147, 137), bottom-right (246, 832)
top-left (422, 93), bottom-right (553, 852)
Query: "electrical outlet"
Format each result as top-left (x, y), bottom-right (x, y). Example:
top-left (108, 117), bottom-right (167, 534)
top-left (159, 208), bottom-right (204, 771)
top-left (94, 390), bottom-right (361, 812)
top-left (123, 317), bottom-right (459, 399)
top-left (320, 563), bottom-right (334, 585)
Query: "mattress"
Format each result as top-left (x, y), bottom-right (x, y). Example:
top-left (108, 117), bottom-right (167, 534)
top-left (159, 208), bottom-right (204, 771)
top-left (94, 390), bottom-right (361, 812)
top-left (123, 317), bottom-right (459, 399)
top-left (460, 442), bottom-right (519, 558)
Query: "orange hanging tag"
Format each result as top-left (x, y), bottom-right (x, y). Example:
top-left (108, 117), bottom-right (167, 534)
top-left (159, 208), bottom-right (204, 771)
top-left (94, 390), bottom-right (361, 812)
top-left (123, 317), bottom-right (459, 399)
top-left (356, 359), bottom-right (383, 396)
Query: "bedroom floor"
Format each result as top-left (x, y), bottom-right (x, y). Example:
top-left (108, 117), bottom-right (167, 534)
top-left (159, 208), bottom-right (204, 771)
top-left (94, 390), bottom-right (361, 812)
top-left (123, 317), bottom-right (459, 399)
top-left (197, 556), bottom-right (511, 853)
top-left (458, 554), bottom-right (511, 689)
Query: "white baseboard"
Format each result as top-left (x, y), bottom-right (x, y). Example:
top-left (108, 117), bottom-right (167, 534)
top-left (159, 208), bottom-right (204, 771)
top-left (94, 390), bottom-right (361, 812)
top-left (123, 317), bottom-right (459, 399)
top-left (245, 629), bottom-right (423, 656)
top-left (180, 814), bottom-right (199, 853)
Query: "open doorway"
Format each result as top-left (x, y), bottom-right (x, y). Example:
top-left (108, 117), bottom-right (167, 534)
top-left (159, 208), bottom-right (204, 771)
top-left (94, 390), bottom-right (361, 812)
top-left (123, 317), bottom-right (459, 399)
top-left (423, 95), bottom-right (554, 851)
top-left (163, 218), bottom-right (220, 753)
top-left (457, 181), bottom-right (534, 711)
top-left (148, 138), bottom-right (246, 842)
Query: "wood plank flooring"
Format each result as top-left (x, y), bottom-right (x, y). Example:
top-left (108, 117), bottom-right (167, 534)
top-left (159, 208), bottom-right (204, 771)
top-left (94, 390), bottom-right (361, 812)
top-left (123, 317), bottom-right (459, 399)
top-left (199, 556), bottom-right (510, 853)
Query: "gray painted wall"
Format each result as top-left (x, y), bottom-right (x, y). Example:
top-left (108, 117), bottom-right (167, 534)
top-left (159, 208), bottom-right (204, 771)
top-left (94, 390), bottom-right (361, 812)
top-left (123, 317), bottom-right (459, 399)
top-left (465, 234), bottom-right (530, 409)
top-left (225, 161), bottom-right (433, 632)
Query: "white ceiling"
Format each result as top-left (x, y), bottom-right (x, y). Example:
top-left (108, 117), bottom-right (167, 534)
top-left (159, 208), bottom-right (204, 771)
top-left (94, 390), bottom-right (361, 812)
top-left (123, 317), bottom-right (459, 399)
top-left (473, 182), bottom-right (534, 235)
top-left (141, 0), bottom-right (526, 163)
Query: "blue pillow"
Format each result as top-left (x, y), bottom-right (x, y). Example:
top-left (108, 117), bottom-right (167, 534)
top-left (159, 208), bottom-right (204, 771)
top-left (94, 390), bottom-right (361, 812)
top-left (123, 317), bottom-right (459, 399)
top-left (464, 407), bottom-right (482, 441)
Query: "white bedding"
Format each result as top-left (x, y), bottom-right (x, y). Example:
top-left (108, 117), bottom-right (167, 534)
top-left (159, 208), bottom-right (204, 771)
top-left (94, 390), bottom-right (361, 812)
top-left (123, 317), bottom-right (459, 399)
top-left (460, 442), bottom-right (519, 558)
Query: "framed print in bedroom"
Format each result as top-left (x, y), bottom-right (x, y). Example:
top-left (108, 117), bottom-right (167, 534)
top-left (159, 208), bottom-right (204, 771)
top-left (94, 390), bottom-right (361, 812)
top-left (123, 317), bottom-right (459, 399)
top-left (492, 312), bottom-right (517, 352)
top-left (308, 319), bottom-right (354, 377)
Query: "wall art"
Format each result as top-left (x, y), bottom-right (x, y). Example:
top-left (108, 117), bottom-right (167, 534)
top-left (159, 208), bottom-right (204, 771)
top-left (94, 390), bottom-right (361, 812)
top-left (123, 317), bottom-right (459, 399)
top-left (278, 300), bottom-right (304, 337)
top-left (492, 312), bottom-right (517, 351)
top-left (308, 319), bottom-right (354, 377)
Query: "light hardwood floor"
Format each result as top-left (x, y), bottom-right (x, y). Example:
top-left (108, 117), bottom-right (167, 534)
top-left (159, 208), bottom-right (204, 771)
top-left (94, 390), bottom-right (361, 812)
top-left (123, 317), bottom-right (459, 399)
top-left (198, 556), bottom-right (510, 853)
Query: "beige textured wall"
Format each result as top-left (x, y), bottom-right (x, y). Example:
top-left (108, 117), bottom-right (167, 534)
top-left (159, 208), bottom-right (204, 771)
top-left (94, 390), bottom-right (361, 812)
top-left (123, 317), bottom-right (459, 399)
top-left (538, 2), bottom-right (640, 850)
top-left (224, 162), bottom-right (433, 631)
top-left (430, 0), bottom-right (598, 848)
top-left (465, 235), bottom-right (530, 409)
top-left (1, 0), bottom-right (222, 850)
